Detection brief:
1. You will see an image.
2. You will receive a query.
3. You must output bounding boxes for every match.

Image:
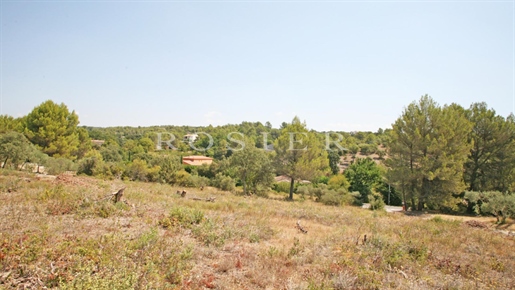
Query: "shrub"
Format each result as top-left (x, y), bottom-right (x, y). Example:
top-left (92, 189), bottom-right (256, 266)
top-left (296, 185), bottom-right (310, 197)
top-left (212, 173), bottom-right (235, 191)
top-left (368, 191), bottom-right (385, 211)
top-left (45, 157), bottom-right (77, 175)
top-left (77, 157), bottom-right (103, 176)
top-left (313, 176), bottom-right (329, 185)
top-left (465, 191), bottom-right (515, 224)
top-left (124, 159), bottom-right (150, 181)
top-left (328, 174), bottom-right (350, 190)
top-left (187, 175), bottom-right (210, 188)
top-left (273, 182), bottom-right (294, 194)
top-left (320, 190), bottom-right (343, 206)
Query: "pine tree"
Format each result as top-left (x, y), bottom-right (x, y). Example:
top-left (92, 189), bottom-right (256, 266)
top-left (464, 103), bottom-right (515, 192)
top-left (274, 117), bottom-right (329, 200)
top-left (23, 100), bottom-right (83, 160)
top-left (387, 95), bottom-right (472, 210)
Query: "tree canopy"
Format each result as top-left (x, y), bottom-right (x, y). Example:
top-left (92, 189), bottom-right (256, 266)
top-left (387, 95), bottom-right (473, 210)
top-left (23, 100), bottom-right (83, 160)
top-left (273, 117), bottom-right (329, 200)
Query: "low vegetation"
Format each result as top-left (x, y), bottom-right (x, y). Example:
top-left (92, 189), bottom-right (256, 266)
top-left (1, 171), bottom-right (514, 289)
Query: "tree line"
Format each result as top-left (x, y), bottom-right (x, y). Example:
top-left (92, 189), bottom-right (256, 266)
top-left (1, 97), bottom-right (514, 220)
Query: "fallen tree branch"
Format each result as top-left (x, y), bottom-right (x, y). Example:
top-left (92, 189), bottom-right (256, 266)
top-left (296, 220), bottom-right (308, 234)
top-left (95, 188), bottom-right (126, 203)
top-left (112, 188), bottom-right (125, 203)
top-left (190, 196), bottom-right (216, 202)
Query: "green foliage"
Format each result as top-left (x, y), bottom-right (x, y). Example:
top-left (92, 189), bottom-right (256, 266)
top-left (123, 159), bottom-right (159, 182)
top-left (375, 181), bottom-right (402, 206)
top-left (167, 206), bottom-right (205, 227)
top-left (313, 175), bottom-right (329, 185)
top-left (229, 142), bottom-right (275, 195)
top-left (464, 103), bottom-right (515, 193)
top-left (327, 174), bottom-right (350, 191)
top-left (387, 96), bottom-right (473, 211)
top-left (184, 174), bottom-right (210, 188)
top-left (465, 191), bottom-right (515, 224)
top-left (368, 191), bottom-right (386, 211)
top-left (23, 100), bottom-right (84, 159)
top-left (0, 115), bottom-right (22, 133)
top-left (359, 143), bottom-right (377, 155)
top-left (100, 144), bottom-right (124, 162)
top-left (274, 116), bottom-right (329, 200)
top-left (320, 190), bottom-right (345, 206)
top-left (347, 144), bottom-right (360, 155)
top-left (150, 154), bottom-right (182, 184)
top-left (297, 184), bottom-right (359, 206)
top-left (0, 131), bottom-right (40, 170)
top-left (327, 151), bottom-right (341, 175)
top-left (212, 173), bottom-right (235, 191)
top-left (344, 157), bottom-right (382, 202)
top-left (273, 182), bottom-right (296, 194)
top-left (44, 157), bottom-right (77, 175)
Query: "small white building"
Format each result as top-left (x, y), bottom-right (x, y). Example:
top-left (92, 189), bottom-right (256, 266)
top-left (183, 134), bottom-right (198, 143)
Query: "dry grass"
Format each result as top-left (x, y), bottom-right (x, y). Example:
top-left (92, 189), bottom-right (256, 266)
top-left (0, 170), bottom-right (514, 289)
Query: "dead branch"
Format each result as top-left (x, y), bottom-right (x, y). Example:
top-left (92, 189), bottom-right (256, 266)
top-left (112, 188), bottom-right (125, 203)
top-left (296, 220), bottom-right (308, 234)
top-left (355, 225), bottom-right (363, 246)
top-left (190, 196), bottom-right (216, 202)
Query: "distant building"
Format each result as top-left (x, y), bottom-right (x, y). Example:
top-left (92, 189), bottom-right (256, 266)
top-left (182, 155), bottom-right (213, 166)
top-left (183, 134), bottom-right (198, 143)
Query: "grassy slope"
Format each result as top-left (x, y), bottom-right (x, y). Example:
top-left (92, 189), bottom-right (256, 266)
top-left (0, 171), bottom-right (514, 290)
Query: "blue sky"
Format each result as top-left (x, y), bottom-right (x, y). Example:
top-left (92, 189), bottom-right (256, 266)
top-left (1, 0), bottom-right (514, 131)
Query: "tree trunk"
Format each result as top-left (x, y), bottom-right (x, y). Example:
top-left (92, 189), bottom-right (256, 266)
top-left (243, 172), bottom-right (247, 195)
top-left (289, 177), bottom-right (295, 200)
top-left (2, 157), bottom-right (7, 168)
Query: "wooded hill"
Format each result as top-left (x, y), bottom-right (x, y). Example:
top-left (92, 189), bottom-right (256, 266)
top-left (1, 96), bottom-right (514, 219)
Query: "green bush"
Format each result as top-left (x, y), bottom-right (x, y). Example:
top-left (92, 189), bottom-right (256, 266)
top-left (273, 182), bottom-right (294, 193)
top-left (187, 175), bottom-right (210, 188)
top-left (45, 157), bottom-right (77, 175)
top-left (296, 185), bottom-right (310, 197)
top-left (328, 174), bottom-right (350, 190)
top-left (212, 173), bottom-right (235, 191)
top-left (368, 192), bottom-right (385, 211)
top-left (465, 191), bottom-right (515, 224)
top-left (320, 190), bottom-right (343, 206)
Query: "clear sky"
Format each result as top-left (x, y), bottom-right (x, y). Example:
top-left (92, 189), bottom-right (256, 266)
top-left (1, 0), bottom-right (514, 132)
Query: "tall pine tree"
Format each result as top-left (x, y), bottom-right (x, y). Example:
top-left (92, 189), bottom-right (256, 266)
top-left (387, 95), bottom-right (472, 210)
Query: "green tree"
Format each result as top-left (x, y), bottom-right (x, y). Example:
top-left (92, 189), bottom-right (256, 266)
top-left (150, 154), bottom-right (183, 184)
top-left (327, 151), bottom-right (341, 175)
top-left (387, 96), bottom-right (473, 210)
top-left (0, 132), bottom-right (39, 169)
top-left (274, 117), bottom-right (329, 200)
top-left (229, 142), bottom-right (274, 195)
top-left (100, 143), bottom-right (124, 162)
top-left (344, 157), bottom-right (382, 202)
top-left (139, 137), bottom-right (155, 153)
top-left (23, 100), bottom-right (81, 159)
top-left (465, 191), bottom-right (515, 224)
top-left (464, 103), bottom-right (515, 192)
top-left (76, 128), bottom-right (91, 159)
top-left (0, 115), bottom-right (22, 133)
